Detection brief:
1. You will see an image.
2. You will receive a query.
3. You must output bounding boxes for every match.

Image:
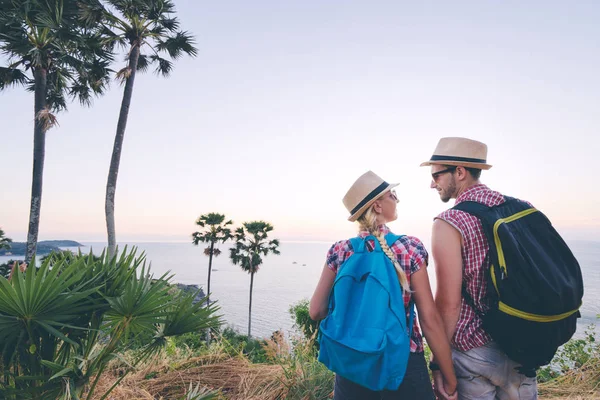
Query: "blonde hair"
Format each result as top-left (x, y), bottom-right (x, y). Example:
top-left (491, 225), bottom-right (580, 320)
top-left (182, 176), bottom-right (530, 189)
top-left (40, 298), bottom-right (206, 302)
top-left (357, 206), bottom-right (411, 293)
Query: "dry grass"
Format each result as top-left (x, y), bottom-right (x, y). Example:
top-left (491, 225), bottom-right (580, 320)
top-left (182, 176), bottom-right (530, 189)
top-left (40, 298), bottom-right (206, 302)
top-left (539, 357), bottom-right (600, 399)
top-left (86, 336), bottom-right (599, 400)
top-left (88, 356), bottom-right (286, 400)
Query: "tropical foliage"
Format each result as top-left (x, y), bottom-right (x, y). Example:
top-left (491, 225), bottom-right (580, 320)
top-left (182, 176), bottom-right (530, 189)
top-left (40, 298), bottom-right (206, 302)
top-left (0, 248), bottom-right (221, 399)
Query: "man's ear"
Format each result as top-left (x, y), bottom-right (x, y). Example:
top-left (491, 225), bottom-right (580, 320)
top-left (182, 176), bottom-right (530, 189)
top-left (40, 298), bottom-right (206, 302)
top-left (455, 166), bottom-right (468, 181)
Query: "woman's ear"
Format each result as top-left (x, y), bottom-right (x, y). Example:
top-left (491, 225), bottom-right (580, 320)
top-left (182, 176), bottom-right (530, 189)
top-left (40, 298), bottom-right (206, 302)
top-left (373, 201), bottom-right (383, 214)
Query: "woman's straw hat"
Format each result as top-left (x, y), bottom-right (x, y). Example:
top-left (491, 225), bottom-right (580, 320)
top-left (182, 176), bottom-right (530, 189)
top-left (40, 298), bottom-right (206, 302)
top-left (343, 171), bottom-right (398, 222)
top-left (420, 137), bottom-right (492, 170)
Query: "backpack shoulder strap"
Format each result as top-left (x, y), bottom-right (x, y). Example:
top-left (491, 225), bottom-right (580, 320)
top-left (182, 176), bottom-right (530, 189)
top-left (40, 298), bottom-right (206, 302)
top-left (349, 236), bottom-right (365, 253)
top-left (451, 200), bottom-right (491, 220)
top-left (384, 233), bottom-right (405, 247)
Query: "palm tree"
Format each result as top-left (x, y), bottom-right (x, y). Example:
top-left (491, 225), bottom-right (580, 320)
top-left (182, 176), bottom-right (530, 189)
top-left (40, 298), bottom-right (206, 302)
top-left (79, 0), bottom-right (197, 258)
top-left (191, 213), bottom-right (233, 307)
top-left (192, 213), bottom-right (232, 342)
top-left (0, 0), bottom-right (111, 263)
top-left (0, 228), bottom-right (12, 251)
top-left (230, 221), bottom-right (280, 338)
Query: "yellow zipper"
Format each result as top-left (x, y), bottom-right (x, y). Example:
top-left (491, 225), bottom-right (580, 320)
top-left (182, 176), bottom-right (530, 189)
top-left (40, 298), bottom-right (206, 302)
top-left (490, 264), bottom-right (499, 296)
top-left (498, 301), bottom-right (581, 322)
top-left (492, 208), bottom-right (539, 277)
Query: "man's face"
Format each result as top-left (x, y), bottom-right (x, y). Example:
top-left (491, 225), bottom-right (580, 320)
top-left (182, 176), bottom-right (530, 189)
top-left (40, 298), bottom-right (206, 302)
top-left (430, 165), bottom-right (457, 203)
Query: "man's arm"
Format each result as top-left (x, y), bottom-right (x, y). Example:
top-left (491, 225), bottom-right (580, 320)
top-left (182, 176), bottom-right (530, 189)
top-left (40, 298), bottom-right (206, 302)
top-left (431, 219), bottom-right (464, 343)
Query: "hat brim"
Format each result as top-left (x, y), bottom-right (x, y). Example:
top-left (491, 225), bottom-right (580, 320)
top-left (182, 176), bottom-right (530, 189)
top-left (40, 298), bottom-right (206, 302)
top-left (348, 183), bottom-right (399, 222)
top-left (420, 160), bottom-right (492, 170)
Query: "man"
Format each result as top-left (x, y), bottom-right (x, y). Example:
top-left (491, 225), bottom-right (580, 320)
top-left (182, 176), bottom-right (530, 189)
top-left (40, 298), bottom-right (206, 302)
top-left (421, 137), bottom-right (538, 400)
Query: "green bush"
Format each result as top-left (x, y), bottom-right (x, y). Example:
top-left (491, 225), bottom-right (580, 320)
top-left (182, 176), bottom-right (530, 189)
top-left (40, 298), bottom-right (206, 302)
top-left (289, 299), bottom-right (320, 349)
top-left (279, 334), bottom-right (333, 399)
top-left (219, 326), bottom-right (269, 363)
top-left (174, 331), bottom-right (207, 350)
top-left (538, 324), bottom-right (599, 383)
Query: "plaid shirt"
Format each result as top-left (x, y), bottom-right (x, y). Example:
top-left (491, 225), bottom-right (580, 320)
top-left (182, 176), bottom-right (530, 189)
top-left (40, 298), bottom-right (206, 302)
top-left (435, 184), bottom-right (505, 352)
top-left (326, 225), bottom-right (428, 353)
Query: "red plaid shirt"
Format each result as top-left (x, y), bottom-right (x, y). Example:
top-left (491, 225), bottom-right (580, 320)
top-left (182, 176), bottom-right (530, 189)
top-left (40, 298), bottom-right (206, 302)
top-left (435, 184), bottom-right (505, 351)
top-left (326, 225), bottom-right (428, 353)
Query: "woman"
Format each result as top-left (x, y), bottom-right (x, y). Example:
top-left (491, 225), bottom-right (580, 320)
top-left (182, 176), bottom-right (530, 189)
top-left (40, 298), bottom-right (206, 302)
top-left (310, 171), bottom-right (457, 400)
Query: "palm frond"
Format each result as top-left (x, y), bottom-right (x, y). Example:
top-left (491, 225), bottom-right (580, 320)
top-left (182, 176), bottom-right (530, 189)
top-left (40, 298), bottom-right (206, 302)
top-left (77, 0), bottom-right (107, 27)
top-left (156, 31), bottom-right (197, 59)
top-left (136, 53), bottom-right (150, 71)
top-left (150, 54), bottom-right (172, 77)
top-left (0, 66), bottom-right (31, 89)
top-left (159, 16), bottom-right (179, 32)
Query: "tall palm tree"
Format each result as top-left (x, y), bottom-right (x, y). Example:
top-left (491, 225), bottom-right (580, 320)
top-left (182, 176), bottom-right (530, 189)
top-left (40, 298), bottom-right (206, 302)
top-left (0, 0), bottom-right (111, 263)
top-left (79, 0), bottom-right (197, 258)
top-left (191, 213), bottom-right (233, 307)
top-left (192, 213), bottom-right (232, 342)
top-left (230, 221), bottom-right (280, 338)
top-left (0, 228), bottom-right (12, 251)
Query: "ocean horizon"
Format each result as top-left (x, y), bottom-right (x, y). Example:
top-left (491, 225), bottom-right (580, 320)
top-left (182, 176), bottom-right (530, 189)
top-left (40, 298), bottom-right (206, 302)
top-left (1, 239), bottom-right (598, 340)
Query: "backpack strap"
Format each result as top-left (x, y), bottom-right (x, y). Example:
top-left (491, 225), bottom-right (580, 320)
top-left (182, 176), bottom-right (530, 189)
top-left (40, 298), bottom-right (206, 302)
top-left (384, 233), bottom-right (405, 248)
top-left (385, 233), bottom-right (415, 337)
top-left (349, 235), bottom-right (383, 254)
top-left (450, 203), bottom-right (490, 317)
top-left (451, 200), bottom-right (490, 219)
top-left (407, 300), bottom-right (415, 337)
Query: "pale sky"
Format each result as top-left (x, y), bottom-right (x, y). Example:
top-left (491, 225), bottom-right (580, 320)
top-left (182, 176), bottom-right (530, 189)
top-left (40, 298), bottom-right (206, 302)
top-left (1, 1), bottom-right (599, 244)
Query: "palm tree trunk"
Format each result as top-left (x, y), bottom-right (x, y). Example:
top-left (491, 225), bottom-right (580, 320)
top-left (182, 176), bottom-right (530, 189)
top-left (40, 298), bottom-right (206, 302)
top-left (206, 241), bottom-right (214, 343)
top-left (207, 241), bottom-right (214, 306)
top-left (105, 44), bottom-right (140, 259)
top-left (25, 67), bottom-right (48, 264)
top-left (248, 270), bottom-right (254, 338)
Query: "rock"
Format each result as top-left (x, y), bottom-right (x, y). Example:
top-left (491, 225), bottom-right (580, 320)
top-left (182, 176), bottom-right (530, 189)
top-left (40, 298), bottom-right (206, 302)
top-left (174, 283), bottom-right (208, 305)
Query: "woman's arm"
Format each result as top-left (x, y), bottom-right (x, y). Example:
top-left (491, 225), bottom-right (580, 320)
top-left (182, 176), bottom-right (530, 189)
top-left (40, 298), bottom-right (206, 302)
top-left (411, 267), bottom-right (458, 397)
top-left (309, 263), bottom-right (336, 321)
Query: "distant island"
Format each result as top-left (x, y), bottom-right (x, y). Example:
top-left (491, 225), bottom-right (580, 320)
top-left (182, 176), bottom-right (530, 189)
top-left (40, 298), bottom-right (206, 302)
top-left (0, 240), bottom-right (84, 256)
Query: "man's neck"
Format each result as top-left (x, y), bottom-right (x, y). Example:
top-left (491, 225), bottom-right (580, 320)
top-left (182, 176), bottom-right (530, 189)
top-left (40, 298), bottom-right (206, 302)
top-left (454, 180), bottom-right (481, 200)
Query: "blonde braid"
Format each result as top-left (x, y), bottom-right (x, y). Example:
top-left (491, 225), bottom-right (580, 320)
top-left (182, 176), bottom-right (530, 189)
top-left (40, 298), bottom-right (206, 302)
top-left (358, 207), bottom-right (411, 293)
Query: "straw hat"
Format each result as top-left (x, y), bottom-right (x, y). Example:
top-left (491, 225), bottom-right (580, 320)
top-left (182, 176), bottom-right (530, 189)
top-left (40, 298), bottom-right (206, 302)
top-left (343, 171), bottom-right (398, 222)
top-left (420, 137), bottom-right (492, 170)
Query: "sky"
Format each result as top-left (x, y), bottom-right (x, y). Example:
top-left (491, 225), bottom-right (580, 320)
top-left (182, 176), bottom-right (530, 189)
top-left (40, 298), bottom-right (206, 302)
top-left (1, 0), bottom-right (599, 244)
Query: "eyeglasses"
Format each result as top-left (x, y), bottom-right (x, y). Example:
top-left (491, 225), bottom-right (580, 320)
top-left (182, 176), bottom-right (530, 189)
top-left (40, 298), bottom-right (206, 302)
top-left (389, 189), bottom-right (399, 203)
top-left (431, 167), bottom-right (457, 182)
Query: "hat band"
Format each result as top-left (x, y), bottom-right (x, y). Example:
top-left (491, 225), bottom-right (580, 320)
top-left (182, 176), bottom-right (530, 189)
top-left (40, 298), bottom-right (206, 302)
top-left (430, 155), bottom-right (487, 164)
top-left (350, 181), bottom-right (389, 215)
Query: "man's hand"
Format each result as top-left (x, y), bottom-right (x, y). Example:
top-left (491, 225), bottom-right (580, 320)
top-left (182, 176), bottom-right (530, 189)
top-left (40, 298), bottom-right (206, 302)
top-left (432, 370), bottom-right (457, 400)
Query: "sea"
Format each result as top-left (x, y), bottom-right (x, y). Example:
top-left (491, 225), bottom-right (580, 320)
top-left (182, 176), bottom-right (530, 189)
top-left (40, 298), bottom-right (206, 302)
top-left (1, 240), bottom-right (598, 340)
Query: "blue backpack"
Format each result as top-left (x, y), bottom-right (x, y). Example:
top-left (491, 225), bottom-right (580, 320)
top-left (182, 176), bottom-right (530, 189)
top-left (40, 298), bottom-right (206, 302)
top-left (318, 233), bottom-right (414, 391)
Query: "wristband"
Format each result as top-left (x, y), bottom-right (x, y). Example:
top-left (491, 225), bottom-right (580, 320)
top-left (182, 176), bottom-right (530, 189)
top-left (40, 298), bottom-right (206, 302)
top-left (428, 361), bottom-right (440, 371)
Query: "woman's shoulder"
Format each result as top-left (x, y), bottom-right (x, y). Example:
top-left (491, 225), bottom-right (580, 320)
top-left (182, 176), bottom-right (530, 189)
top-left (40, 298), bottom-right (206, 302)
top-left (327, 238), bottom-right (354, 258)
top-left (392, 234), bottom-right (426, 251)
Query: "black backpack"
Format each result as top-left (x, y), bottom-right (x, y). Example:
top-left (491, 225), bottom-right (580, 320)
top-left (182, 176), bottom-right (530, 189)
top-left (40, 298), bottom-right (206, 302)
top-left (452, 196), bottom-right (584, 372)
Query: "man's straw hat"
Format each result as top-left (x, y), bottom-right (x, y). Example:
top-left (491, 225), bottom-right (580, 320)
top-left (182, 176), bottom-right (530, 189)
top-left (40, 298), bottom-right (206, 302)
top-left (420, 137), bottom-right (492, 170)
top-left (343, 171), bottom-right (398, 222)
